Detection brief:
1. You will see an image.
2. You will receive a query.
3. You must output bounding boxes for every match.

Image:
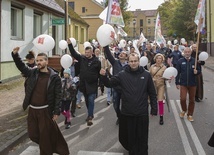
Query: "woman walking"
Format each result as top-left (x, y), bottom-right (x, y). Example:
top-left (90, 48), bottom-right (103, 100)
top-left (149, 53), bottom-right (167, 125)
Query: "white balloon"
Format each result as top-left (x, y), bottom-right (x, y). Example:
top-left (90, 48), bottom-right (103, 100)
top-left (199, 52), bottom-right (209, 61)
top-left (163, 67), bottom-right (177, 79)
top-left (60, 54), bottom-right (73, 69)
top-left (59, 40), bottom-right (67, 50)
top-left (120, 39), bottom-right (127, 48)
top-left (167, 40), bottom-right (172, 45)
top-left (92, 39), bottom-right (96, 44)
top-left (69, 38), bottom-right (77, 47)
top-left (33, 34), bottom-right (55, 52)
top-left (128, 41), bottom-right (132, 45)
top-left (96, 24), bottom-right (115, 47)
top-left (140, 56), bottom-right (148, 67)
top-left (180, 38), bottom-right (186, 44)
top-left (174, 39), bottom-right (178, 45)
top-left (83, 41), bottom-right (91, 48)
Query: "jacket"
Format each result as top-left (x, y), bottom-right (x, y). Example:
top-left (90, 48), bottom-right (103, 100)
top-left (101, 66), bottom-right (157, 116)
top-left (104, 46), bottom-right (128, 75)
top-left (175, 57), bottom-right (201, 86)
top-left (11, 52), bottom-right (62, 116)
top-left (68, 44), bottom-right (101, 94)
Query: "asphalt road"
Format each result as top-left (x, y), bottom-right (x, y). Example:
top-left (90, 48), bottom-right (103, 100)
top-left (7, 67), bottom-right (214, 155)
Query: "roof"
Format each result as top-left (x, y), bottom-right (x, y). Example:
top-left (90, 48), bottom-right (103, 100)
top-left (91, 0), bottom-right (105, 9)
top-left (28, 0), bottom-right (89, 26)
top-left (32, 0), bottom-right (64, 13)
top-left (131, 9), bottom-right (157, 17)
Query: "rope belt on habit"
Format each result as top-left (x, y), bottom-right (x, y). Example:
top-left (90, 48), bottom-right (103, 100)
top-left (29, 105), bottom-right (49, 109)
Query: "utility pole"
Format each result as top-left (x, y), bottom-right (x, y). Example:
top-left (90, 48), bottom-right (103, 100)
top-left (64, 0), bottom-right (68, 53)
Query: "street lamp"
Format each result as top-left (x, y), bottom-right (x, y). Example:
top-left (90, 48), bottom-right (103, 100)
top-left (133, 19), bottom-right (136, 39)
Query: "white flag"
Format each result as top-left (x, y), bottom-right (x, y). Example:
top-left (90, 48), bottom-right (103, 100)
top-left (117, 26), bottom-right (127, 37)
top-left (194, 0), bottom-right (206, 33)
top-left (154, 12), bottom-right (165, 45)
top-left (106, 0), bottom-right (125, 27)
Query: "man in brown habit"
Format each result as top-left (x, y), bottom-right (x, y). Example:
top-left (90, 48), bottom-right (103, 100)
top-left (12, 47), bottom-right (69, 155)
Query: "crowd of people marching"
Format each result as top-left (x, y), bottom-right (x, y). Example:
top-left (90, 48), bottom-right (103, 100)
top-left (11, 37), bottom-right (214, 155)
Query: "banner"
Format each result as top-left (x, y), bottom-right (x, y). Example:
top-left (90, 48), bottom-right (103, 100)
top-left (117, 26), bottom-right (127, 37)
top-left (194, 0), bottom-right (206, 33)
top-left (106, 0), bottom-right (125, 27)
top-left (154, 12), bottom-right (166, 45)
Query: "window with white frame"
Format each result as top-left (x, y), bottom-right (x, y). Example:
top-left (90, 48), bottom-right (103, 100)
top-left (33, 11), bottom-right (42, 38)
top-left (11, 6), bottom-right (24, 39)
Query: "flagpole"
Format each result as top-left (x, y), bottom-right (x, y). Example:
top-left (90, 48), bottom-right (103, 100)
top-left (195, 16), bottom-right (203, 69)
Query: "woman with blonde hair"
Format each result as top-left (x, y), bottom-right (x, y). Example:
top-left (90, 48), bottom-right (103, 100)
top-left (149, 53), bottom-right (166, 125)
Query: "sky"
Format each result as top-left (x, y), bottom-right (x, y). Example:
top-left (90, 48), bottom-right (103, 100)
top-left (95, 0), bottom-right (165, 11)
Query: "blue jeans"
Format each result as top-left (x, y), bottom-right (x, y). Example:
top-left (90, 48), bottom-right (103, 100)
top-left (112, 88), bottom-right (121, 118)
top-left (107, 88), bottom-right (112, 102)
top-left (76, 90), bottom-right (83, 104)
top-left (84, 93), bottom-right (96, 118)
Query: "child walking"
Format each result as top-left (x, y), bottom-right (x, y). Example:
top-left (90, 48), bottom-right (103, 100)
top-left (61, 68), bottom-right (76, 129)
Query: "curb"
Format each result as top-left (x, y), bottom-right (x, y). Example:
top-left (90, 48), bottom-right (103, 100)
top-left (0, 130), bottom-right (28, 155)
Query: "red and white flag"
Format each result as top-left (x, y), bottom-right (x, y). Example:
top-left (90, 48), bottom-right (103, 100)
top-left (106, 0), bottom-right (125, 27)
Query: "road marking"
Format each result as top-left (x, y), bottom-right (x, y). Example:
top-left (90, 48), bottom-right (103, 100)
top-left (77, 150), bottom-right (123, 155)
top-left (20, 146), bottom-right (123, 155)
top-left (176, 100), bottom-right (206, 155)
top-left (170, 100), bottom-right (193, 155)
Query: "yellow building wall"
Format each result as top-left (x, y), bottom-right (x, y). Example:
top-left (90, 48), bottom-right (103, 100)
top-left (68, 0), bottom-right (104, 41)
top-left (206, 0), bottom-right (214, 55)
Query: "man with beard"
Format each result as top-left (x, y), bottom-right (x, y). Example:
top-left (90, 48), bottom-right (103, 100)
top-left (100, 53), bottom-right (157, 155)
top-left (191, 44), bottom-right (205, 102)
top-left (12, 47), bottom-right (69, 155)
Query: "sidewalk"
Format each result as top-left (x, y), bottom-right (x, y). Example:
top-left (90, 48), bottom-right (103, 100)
top-left (0, 56), bottom-right (213, 155)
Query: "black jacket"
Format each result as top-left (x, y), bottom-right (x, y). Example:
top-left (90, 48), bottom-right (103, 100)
top-left (104, 46), bottom-right (128, 75)
top-left (101, 66), bottom-right (157, 116)
top-left (11, 52), bottom-right (62, 116)
top-left (68, 44), bottom-right (101, 94)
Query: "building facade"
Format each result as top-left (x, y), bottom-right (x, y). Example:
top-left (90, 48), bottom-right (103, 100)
top-left (128, 9), bottom-right (157, 41)
top-left (67, 0), bottom-right (104, 40)
top-left (0, 0), bottom-right (89, 82)
top-left (206, 0), bottom-right (214, 56)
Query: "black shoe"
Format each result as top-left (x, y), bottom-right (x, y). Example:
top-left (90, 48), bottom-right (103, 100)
top-left (107, 101), bottom-right (111, 106)
top-left (71, 112), bottom-right (76, 117)
top-left (195, 98), bottom-right (200, 102)
top-left (65, 122), bottom-right (71, 129)
top-left (87, 117), bottom-right (93, 126)
top-left (116, 118), bottom-right (119, 125)
top-left (159, 116), bottom-right (164, 125)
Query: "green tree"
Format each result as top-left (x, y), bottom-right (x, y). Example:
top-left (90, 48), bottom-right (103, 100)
top-left (158, 0), bottom-right (199, 41)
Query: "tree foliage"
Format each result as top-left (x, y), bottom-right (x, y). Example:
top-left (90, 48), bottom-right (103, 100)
top-left (158, 0), bottom-right (200, 41)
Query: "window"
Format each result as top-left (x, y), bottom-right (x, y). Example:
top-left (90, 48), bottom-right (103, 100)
top-left (140, 19), bottom-right (143, 27)
top-left (147, 19), bottom-right (151, 24)
top-left (11, 6), bottom-right (24, 39)
top-left (68, 2), bottom-right (75, 10)
top-left (82, 7), bottom-right (86, 13)
top-left (75, 26), bottom-right (78, 41)
top-left (33, 11), bottom-right (42, 38)
top-left (140, 28), bottom-right (143, 33)
top-left (154, 19), bottom-right (156, 24)
top-left (81, 28), bottom-right (84, 43)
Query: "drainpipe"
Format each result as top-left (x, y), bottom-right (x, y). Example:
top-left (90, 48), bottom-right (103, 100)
top-left (0, 0), bottom-right (2, 83)
top-left (209, 0), bottom-right (212, 56)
